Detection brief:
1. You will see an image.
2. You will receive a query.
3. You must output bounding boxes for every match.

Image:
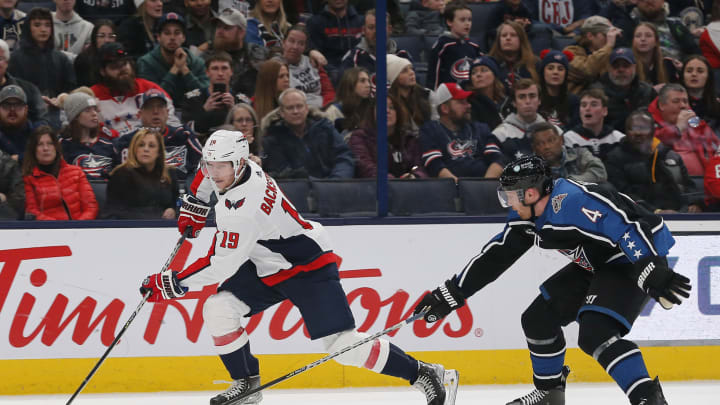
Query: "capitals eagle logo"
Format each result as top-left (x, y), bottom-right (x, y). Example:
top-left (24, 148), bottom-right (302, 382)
top-left (225, 198), bottom-right (245, 209)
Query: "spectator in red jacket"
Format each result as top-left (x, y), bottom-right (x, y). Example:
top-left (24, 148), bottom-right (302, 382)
top-left (21, 126), bottom-right (98, 220)
top-left (648, 83), bottom-right (720, 176)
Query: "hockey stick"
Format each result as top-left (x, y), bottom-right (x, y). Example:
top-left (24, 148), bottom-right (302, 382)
top-left (233, 308), bottom-right (430, 403)
top-left (66, 230), bottom-right (191, 405)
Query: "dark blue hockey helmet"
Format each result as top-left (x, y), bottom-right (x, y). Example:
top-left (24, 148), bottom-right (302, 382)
top-left (497, 156), bottom-right (553, 207)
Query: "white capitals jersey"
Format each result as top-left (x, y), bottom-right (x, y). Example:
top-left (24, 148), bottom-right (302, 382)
top-left (178, 161), bottom-right (338, 288)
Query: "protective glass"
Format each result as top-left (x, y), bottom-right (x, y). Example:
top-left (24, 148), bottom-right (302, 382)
top-left (497, 186), bottom-right (524, 208)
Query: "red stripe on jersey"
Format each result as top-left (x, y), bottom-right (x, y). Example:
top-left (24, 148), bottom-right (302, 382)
top-left (260, 251), bottom-right (342, 286)
top-left (177, 234), bottom-right (217, 281)
top-left (212, 326), bottom-right (246, 346)
top-left (189, 170), bottom-right (206, 196)
top-left (363, 339), bottom-right (382, 369)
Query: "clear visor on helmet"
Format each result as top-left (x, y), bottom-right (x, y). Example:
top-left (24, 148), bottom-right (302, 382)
top-left (200, 159), bottom-right (243, 192)
top-left (497, 186), bottom-right (525, 208)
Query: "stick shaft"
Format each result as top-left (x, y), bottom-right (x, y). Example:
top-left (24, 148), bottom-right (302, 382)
top-left (235, 309), bottom-right (428, 402)
top-left (66, 232), bottom-right (189, 404)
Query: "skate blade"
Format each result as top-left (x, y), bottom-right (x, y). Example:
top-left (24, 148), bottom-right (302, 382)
top-left (443, 369), bottom-right (459, 405)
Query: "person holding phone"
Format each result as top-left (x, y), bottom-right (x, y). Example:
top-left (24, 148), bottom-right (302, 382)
top-left (182, 51), bottom-right (242, 139)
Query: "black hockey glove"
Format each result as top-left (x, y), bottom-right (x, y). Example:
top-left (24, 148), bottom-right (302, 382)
top-left (414, 280), bottom-right (466, 323)
top-left (634, 257), bottom-right (691, 309)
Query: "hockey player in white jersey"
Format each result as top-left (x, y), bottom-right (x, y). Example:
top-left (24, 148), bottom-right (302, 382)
top-left (140, 129), bottom-right (459, 405)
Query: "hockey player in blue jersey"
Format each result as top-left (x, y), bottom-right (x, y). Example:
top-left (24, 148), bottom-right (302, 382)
top-left (414, 156), bottom-right (691, 405)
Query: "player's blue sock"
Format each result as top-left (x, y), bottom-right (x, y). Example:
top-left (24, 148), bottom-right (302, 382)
top-left (526, 333), bottom-right (567, 390)
top-left (597, 340), bottom-right (652, 403)
top-left (381, 343), bottom-right (420, 383)
top-left (219, 342), bottom-right (260, 379)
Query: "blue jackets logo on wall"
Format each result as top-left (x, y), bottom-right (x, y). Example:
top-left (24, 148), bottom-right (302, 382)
top-left (552, 193), bottom-right (568, 214)
top-left (225, 199), bottom-right (245, 210)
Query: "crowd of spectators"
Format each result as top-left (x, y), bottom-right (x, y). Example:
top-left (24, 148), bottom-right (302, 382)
top-left (0, 0), bottom-right (719, 220)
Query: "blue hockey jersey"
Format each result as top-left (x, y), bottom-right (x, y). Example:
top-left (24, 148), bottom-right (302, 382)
top-left (427, 34), bottom-right (482, 90)
top-left (454, 178), bottom-right (675, 298)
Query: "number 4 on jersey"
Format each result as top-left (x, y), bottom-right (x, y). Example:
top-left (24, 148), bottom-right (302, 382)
top-left (581, 207), bottom-right (603, 223)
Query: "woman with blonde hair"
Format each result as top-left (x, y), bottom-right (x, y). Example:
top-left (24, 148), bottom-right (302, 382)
top-left (247, 0), bottom-right (290, 52)
top-left (106, 128), bottom-right (178, 219)
top-left (254, 59), bottom-right (290, 124)
top-left (632, 22), bottom-right (679, 86)
top-left (117, 0), bottom-right (163, 58)
top-left (22, 126), bottom-right (98, 220)
top-left (488, 21), bottom-right (539, 90)
top-left (225, 103), bottom-right (263, 165)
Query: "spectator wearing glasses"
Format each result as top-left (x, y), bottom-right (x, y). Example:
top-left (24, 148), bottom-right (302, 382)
top-left (225, 103), bottom-right (262, 166)
top-left (52, 0), bottom-right (94, 57)
top-left (0, 85), bottom-right (36, 161)
top-left (74, 19), bottom-right (117, 87)
top-left (263, 88), bottom-right (353, 179)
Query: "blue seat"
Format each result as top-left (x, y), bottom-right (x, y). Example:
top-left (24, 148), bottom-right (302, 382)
top-left (311, 179), bottom-right (377, 217)
top-left (392, 35), bottom-right (425, 63)
top-left (458, 178), bottom-right (507, 216)
top-left (388, 179), bottom-right (460, 216)
top-left (277, 179), bottom-right (312, 214)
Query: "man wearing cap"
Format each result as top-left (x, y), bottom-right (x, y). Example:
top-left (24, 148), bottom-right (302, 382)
top-left (0, 39), bottom-right (49, 125)
top-left (592, 47), bottom-right (655, 132)
top-left (0, 85), bottom-right (36, 161)
top-left (565, 15), bottom-right (622, 94)
top-left (137, 12), bottom-right (209, 107)
top-left (207, 7), bottom-right (268, 98)
top-left (113, 88), bottom-right (202, 185)
top-left (92, 42), bottom-right (182, 136)
top-left (419, 82), bottom-right (504, 182)
top-left (605, 0), bottom-right (700, 59)
top-left (52, 0), bottom-right (94, 57)
top-left (492, 78), bottom-right (562, 160)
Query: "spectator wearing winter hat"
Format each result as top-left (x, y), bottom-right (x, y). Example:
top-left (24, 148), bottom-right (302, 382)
top-left (565, 16), bottom-right (622, 94)
top-left (420, 82), bottom-right (504, 182)
top-left (387, 54), bottom-right (431, 132)
top-left (537, 49), bottom-right (580, 131)
top-left (464, 56), bottom-right (509, 130)
top-left (591, 47), bottom-right (656, 132)
top-left (426, 1), bottom-right (482, 90)
top-left (91, 42), bottom-right (182, 136)
top-left (59, 92), bottom-right (116, 181)
top-left (137, 12), bottom-right (210, 108)
top-left (117, 0), bottom-right (163, 59)
top-left (52, 0), bottom-right (94, 58)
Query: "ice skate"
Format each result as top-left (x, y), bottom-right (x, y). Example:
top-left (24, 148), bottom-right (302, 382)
top-left (412, 361), bottom-right (460, 405)
top-left (634, 377), bottom-right (669, 405)
top-left (209, 375), bottom-right (262, 405)
top-left (506, 365), bottom-right (570, 405)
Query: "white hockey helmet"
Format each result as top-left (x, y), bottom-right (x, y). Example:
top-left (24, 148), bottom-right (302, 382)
top-left (201, 129), bottom-right (250, 192)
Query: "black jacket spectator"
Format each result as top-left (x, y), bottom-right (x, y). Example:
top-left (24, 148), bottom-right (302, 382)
top-left (8, 19), bottom-right (76, 98)
top-left (116, 15), bottom-right (155, 59)
top-left (307, 5), bottom-right (363, 69)
top-left (75, 0), bottom-right (136, 24)
top-left (591, 74), bottom-right (655, 132)
top-left (105, 165), bottom-right (179, 219)
top-left (340, 37), bottom-right (411, 77)
top-left (262, 109), bottom-right (354, 179)
top-left (605, 137), bottom-right (699, 212)
top-left (0, 148), bottom-right (24, 219)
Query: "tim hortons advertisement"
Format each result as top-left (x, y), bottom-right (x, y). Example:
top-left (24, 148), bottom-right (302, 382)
top-left (0, 224), bottom-right (718, 360)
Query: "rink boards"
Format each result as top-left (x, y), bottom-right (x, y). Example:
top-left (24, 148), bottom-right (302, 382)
top-left (0, 220), bottom-right (718, 394)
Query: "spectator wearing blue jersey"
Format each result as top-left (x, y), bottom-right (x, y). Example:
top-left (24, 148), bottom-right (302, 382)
top-left (420, 82), bottom-right (504, 182)
top-left (59, 92), bottom-right (115, 181)
top-left (426, 1), bottom-right (482, 90)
